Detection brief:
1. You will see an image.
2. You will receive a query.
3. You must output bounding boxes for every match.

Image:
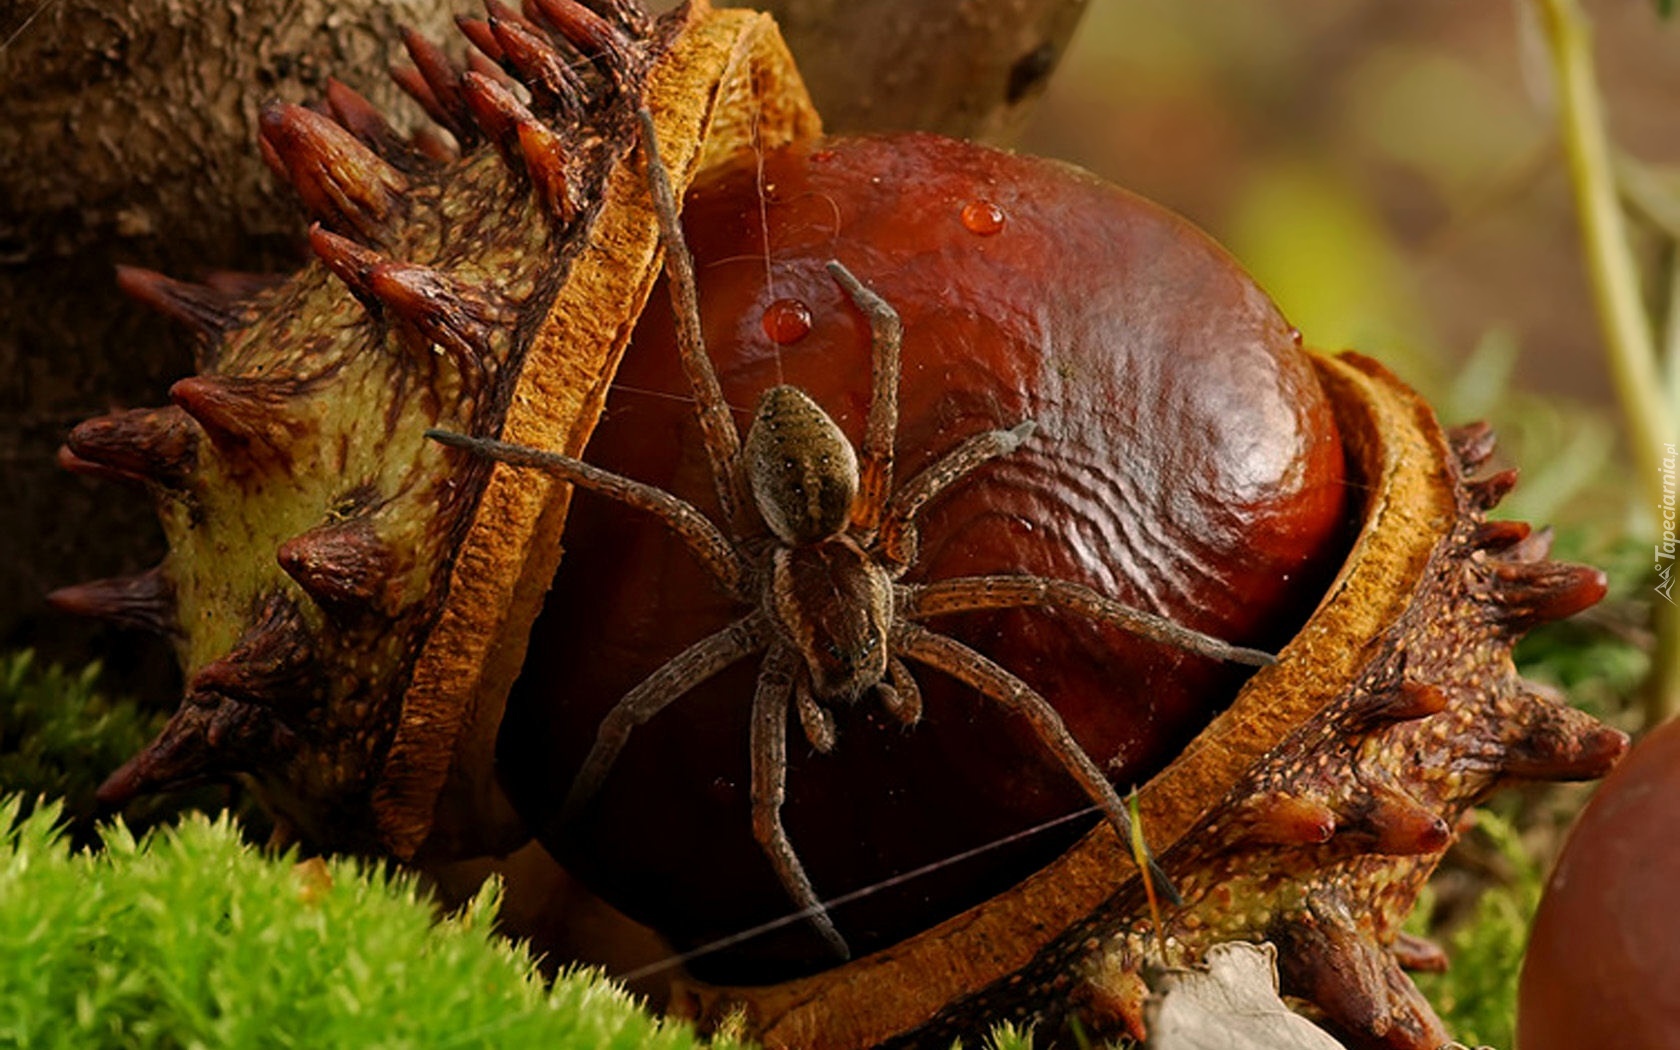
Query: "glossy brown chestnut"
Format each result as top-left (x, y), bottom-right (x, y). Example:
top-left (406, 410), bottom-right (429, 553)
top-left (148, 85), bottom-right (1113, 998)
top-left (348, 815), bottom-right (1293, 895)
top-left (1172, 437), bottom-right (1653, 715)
top-left (1519, 713), bottom-right (1680, 1050)
top-left (497, 133), bottom-right (1352, 981)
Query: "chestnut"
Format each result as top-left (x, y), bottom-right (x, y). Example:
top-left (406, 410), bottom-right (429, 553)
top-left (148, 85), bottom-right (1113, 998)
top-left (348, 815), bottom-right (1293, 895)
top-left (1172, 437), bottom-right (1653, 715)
top-left (496, 131), bottom-right (1352, 981)
top-left (1518, 712), bottom-right (1680, 1049)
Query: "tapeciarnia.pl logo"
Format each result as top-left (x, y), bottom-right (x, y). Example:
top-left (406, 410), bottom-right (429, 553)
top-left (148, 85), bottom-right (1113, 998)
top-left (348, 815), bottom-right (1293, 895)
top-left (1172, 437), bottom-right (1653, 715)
top-left (1659, 442), bottom-right (1677, 605)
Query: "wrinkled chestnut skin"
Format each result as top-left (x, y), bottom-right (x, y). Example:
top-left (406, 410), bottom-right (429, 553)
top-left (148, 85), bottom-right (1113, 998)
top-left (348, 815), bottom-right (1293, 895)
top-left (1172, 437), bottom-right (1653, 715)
top-left (1519, 715), bottom-right (1680, 1049)
top-left (498, 134), bottom-right (1350, 982)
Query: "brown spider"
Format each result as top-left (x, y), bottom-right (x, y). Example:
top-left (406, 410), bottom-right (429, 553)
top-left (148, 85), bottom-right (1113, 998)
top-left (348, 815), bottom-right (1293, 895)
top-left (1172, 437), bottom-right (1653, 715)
top-left (429, 110), bottom-right (1273, 959)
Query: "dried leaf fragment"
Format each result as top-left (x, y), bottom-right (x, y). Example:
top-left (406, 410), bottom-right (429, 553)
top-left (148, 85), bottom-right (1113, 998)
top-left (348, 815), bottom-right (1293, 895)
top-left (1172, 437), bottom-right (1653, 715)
top-left (1146, 942), bottom-right (1347, 1050)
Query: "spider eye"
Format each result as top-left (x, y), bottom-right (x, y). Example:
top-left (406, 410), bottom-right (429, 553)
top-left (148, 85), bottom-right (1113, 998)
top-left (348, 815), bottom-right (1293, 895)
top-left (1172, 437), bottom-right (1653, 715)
top-left (825, 641), bottom-right (844, 661)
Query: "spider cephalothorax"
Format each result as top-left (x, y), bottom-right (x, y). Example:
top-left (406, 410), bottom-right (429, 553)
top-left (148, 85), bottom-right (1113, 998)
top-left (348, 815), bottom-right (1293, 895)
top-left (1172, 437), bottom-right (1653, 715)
top-left (432, 111), bottom-right (1272, 958)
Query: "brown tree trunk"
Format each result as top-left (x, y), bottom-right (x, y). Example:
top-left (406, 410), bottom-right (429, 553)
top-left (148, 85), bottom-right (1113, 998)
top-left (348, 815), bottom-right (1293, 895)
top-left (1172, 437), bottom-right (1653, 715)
top-left (722, 0), bottom-right (1090, 141)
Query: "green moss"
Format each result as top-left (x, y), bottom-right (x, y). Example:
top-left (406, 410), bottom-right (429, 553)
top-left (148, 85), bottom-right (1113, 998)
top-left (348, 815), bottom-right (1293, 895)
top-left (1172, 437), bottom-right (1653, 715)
top-left (1513, 527), bottom-right (1653, 721)
top-left (982, 1022), bottom-right (1037, 1050)
top-left (0, 796), bottom-right (730, 1050)
top-left (0, 651), bottom-right (236, 845)
top-left (0, 652), bottom-right (153, 800)
top-left (1407, 810), bottom-right (1543, 1049)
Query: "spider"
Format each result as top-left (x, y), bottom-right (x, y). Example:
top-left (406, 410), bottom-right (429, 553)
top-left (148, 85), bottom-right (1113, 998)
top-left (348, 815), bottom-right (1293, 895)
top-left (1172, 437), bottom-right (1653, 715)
top-left (429, 110), bottom-right (1274, 960)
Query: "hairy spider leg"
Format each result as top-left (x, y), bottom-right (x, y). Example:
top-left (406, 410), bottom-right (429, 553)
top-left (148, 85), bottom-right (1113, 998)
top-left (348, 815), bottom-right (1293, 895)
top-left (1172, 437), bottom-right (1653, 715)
top-left (825, 260), bottom-right (903, 534)
top-left (880, 655), bottom-right (923, 725)
top-left (793, 673), bottom-right (838, 753)
top-left (893, 621), bottom-right (1181, 905)
top-left (424, 430), bottom-right (746, 596)
top-left (901, 576), bottom-right (1277, 669)
top-left (877, 421), bottom-right (1038, 572)
top-left (560, 613), bottom-right (771, 823)
top-left (753, 644), bottom-right (851, 959)
top-left (637, 108), bottom-right (744, 529)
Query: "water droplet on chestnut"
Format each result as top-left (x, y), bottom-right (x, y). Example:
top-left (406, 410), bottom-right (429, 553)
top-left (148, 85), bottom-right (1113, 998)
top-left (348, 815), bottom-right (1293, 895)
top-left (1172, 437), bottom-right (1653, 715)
top-left (762, 297), bottom-right (813, 344)
top-left (961, 199), bottom-right (1006, 236)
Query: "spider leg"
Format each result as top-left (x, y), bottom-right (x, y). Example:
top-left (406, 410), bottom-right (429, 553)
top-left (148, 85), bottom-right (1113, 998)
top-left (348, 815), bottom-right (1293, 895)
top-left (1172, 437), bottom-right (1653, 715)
top-left (637, 108), bottom-right (744, 529)
top-left (562, 612), bottom-right (770, 823)
top-left (899, 576), bottom-right (1275, 667)
top-left (877, 655), bottom-right (922, 726)
top-left (878, 421), bottom-right (1036, 570)
top-left (793, 672), bottom-right (837, 753)
top-left (895, 621), bottom-right (1181, 904)
top-left (752, 643), bottom-right (850, 958)
top-left (825, 261), bottom-right (903, 535)
top-left (426, 430), bottom-right (746, 598)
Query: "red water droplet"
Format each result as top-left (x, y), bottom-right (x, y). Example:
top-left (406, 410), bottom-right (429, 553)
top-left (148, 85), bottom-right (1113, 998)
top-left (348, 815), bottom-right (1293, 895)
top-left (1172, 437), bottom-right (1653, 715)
top-left (762, 298), bottom-right (812, 345)
top-left (810, 148), bottom-right (837, 164)
top-left (1288, 326), bottom-right (1303, 347)
top-left (961, 199), bottom-right (1006, 236)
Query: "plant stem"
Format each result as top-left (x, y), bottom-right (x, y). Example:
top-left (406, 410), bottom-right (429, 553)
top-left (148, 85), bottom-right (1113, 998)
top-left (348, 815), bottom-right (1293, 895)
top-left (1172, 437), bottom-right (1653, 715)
top-left (1533, 0), bottom-right (1680, 725)
top-left (1665, 245), bottom-right (1680, 428)
top-left (1659, 259), bottom-right (1680, 729)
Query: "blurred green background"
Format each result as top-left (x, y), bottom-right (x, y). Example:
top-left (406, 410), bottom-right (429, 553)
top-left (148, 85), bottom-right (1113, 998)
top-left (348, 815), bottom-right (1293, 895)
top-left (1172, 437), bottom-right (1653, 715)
top-left (1022, 0), bottom-right (1677, 411)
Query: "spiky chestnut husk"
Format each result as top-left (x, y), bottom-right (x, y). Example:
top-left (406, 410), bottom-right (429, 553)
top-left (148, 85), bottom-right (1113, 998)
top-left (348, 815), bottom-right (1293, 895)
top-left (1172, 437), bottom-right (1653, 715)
top-left (669, 356), bottom-right (1626, 1050)
top-left (53, 1), bottom-right (821, 854)
top-left (50, 2), bottom-right (1626, 1047)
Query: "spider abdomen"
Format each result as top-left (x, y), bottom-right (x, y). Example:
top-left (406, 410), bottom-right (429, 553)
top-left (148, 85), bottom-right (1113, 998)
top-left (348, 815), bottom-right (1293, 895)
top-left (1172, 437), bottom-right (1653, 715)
top-left (745, 384), bottom-right (859, 546)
